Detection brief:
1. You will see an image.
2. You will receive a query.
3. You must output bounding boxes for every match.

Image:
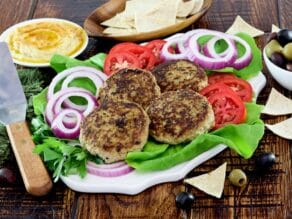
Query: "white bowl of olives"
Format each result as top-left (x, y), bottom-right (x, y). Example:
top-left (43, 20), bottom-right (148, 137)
top-left (264, 29), bottom-right (292, 90)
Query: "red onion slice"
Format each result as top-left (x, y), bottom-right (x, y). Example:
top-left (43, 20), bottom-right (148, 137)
top-left (47, 66), bottom-right (107, 100)
top-left (45, 87), bottom-right (97, 125)
top-left (203, 36), bottom-right (231, 58)
top-left (53, 89), bottom-right (98, 117)
top-left (87, 161), bottom-right (126, 169)
top-left (51, 109), bottom-right (83, 139)
top-left (177, 29), bottom-right (205, 55)
top-left (86, 162), bottom-right (134, 177)
top-left (187, 31), bottom-right (237, 69)
top-left (161, 36), bottom-right (189, 61)
top-left (227, 34), bottom-right (253, 69)
top-left (203, 35), bottom-right (253, 69)
top-left (61, 71), bottom-right (105, 111)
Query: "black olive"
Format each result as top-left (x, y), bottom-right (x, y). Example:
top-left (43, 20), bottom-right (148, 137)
top-left (266, 32), bottom-right (278, 44)
top-left (277, 29), bottom-right (292, 46)
top-left (270, 52), bottom-right (286, 68)
top-left (0, 168), bottom-right (16, 184)
top-left (175, 192), bottom-right (195, 209)
top-left (255, 152), bottom-right (276, 172)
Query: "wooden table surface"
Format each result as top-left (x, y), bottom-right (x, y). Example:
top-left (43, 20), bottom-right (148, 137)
top-left (0, 0), bottom-right (292, 218)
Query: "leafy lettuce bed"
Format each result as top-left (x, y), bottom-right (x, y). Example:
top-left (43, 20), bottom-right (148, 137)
top-left (32, 32), bottom-right (265, 181)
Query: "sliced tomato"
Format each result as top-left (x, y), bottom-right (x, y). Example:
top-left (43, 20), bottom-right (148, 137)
top-left (208, 91), bottom-right (246, 129)
top-left (109, 43), bottom-right (156, 70)
top-left (144, 39), bottom-right (175, 64)
top-left (109, 42), bottom-right (138, 54)
top-left (103, 52), bottom-right (141, 76)
top-left (208, 73), bottom-right (237, 84)
top-left (219, 78), bottom-right (253, 102)
top-left (208, 73), bottom-right (253, 102)
top-left (200, 83), bottom-right (235, 99)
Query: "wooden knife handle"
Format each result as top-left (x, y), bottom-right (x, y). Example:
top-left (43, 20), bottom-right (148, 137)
top-left (6, 121), bottom-right (53, 196)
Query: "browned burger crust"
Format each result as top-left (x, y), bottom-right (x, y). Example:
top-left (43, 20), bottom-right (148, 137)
top-left (146, 89), bottom-right (214, 144)
top-left (99, 68), bottom-right (161, 109)
top-left (151, 60), bottom-right (208, 92)
top-left (79, 100), bottom-right (150, 163)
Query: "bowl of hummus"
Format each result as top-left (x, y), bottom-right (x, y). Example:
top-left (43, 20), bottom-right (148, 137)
top-left (0, 18), bottom-right (88, 67)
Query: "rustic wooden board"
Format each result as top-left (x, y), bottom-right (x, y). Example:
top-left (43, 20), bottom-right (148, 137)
top-left (0, 0), bottom-right (291, 218)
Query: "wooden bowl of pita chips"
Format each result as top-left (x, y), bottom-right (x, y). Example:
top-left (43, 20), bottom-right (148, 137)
top-left (84, 0), bottom-right (212, 42)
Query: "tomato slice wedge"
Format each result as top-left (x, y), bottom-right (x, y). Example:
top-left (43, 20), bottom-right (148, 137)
top-left (208, 91), bottom-right (246, 129)
top-left (200, 83), bottom-right (234, 98)
top-left (103, 52), bottom-right (141, 76)
top-left (109, 43), bottom-right (156, 70)
top-left (208, 73), bottom-right (237, 84)
top-left (208, 73), bottom-right (253, 102)
top-left (144, 39), bottom-right (175, 64)
top-left (109, 42), bottom-right (138, 54)
top-left (219, 78), bottom-right (253, 102)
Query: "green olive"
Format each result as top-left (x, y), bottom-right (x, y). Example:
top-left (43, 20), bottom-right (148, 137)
top-left (228, 169), bottom-right (247, 187)
top-left (265, 40), bottom-right (283, 58)
top-left (283, 43), bottom-right (292, 61)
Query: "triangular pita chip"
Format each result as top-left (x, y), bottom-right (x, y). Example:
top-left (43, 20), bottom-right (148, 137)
top-left (262, 88), bottom-right (292, 115)
top-left (101, 13), bottom-right (133, 29)
top-left (123, 0), bottom-right (158, 20)
top-left (272, 24), bottom-right (281, 33)
top-left (135, 0), bottom-right (179, 33)
top-left (190, 0), bottom-right (204, 15)
top-left (266, 117), bottom-right (292, 140)
top-left (177, 0), bottom-right (196, 17)
top-left (103, 27), bottom-right (137, 36)
top-left (184, 162), bottom-right (227, 198)
top-left (226, 16), bottom-right (264, 37)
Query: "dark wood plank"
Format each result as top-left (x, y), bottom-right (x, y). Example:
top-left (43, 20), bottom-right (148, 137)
top-left (278, 0), bottom-right (292, 29)
top-left (0, 0), bottom-right (35, 33)
top-left (76, 183), bottom-right (184, 218)
top-left (195, 0), bottom-right (279, 32)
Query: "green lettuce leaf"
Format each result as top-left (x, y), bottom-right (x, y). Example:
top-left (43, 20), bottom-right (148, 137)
top-left (50, 53), bottom-right (106, 73)
top-left (33, 88), bottom-right (48, 116)
top-left (126, 103), bottom-right (264, 172)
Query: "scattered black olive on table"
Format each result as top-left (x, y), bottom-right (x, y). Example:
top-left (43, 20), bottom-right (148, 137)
top-left (0, 167), bottom-right (16, 185)
top-left (255, 152), bottom-right (276, 173)
top-left (175, 192), bottom-right (195, 210)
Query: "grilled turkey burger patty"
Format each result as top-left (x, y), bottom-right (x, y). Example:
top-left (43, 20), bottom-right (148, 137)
top-left (152, 60), bottom-right (208, 92)
top-left (79, 100), bottom-right (150, 163)
top-left (99, 68), bottom-right (161, 109)
top-left (146, 89), bottom-right (214, 144)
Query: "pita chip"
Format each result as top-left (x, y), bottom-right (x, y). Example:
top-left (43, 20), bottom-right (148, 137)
top-left (272, 24), bottom-right (281, 33)
top-left (262, 88), bottom-right (292, 115)
top-left (103, 27), bottom-right (137, 36)
top-left (190, 0), bottom-right (204, 15)
top-left (184, 162), bottom-right (227, 198)
top-left (135, 0), bottom-right (179, 33)
top-left (177, 0), bottom-right (196, 17)
top-left (123, 0), bottom-right (157, 20)
top-left (226, 15), bottom-right (264, 37)
top-left (266, 118), bottom-right (292, 140)
top-left (101, 13), bottom-right (133, 29)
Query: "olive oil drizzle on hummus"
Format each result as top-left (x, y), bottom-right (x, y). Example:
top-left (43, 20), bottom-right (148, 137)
top-left (6, 21), bottom-right (87, 64)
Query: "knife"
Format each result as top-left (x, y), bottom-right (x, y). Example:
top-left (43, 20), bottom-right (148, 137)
top-left (0, 42), bottom-right (52, 196)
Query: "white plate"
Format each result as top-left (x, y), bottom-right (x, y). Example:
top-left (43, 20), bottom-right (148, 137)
top-left (0, 18), bottom-right (88, 67)
top-left (61, 72), bottom-right (266, 195)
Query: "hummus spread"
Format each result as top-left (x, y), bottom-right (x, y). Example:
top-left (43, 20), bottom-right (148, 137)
top-left (6, 20), bottom-right (87, 64)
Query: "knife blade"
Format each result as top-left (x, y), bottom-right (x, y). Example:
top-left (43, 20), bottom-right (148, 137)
top-left (0, 42), bottom-right (52, 196)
